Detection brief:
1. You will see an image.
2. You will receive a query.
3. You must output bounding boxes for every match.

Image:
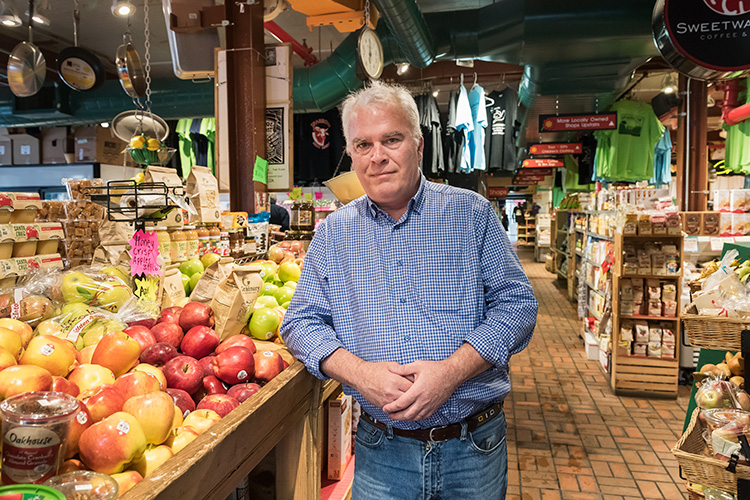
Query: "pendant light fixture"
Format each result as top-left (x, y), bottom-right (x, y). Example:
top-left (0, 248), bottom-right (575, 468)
top-left (0, 0), bottom-right (22, 27)
top-left (112, 0), bottom-right (135, 18)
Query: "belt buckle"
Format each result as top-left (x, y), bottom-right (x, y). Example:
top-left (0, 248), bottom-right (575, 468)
top-left (428, 424), bottom-right (450, 442)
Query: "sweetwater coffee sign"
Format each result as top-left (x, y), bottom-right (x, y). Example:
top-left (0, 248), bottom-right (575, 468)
top-left (653, 0), bottom-right (750, 79)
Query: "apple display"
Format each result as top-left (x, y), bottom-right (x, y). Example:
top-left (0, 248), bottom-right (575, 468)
top-left (67, 364), bottom-right (116, 393)
top-left (215, 335), bottom-right (256, 355)
top-left (65, 405), bottom-right (93, 459)
top-left (91, 331), bottom-right (141, 377)
top-left (79, 385), bottom-right (125, 423)
top-left (248, 307), bottom-right (281, 341)
top-left (114, 371), bottom-right (162, 401)
top-left (0, 327), bottom-right (23, 360)
top-left (0, 317), bottom-right (33, 346)
top-left (253, 350), bottom-right (285, 383)
top-left (122, 391), bottom-right (176, 445)
top-left (226, 383), bottom-right (262, 403)
top-left (156, 307), bottom-right (182, 325)
top-left (165, 388), bottom-right (195, 417)
top-left (150, 322), bottom-right (184, 349)
top-left (197, 355), bottom-right (216, 378)
top-left (78, 411), bottom-right (147, 474)
top-left (140, 342), bottom-right (179, 367)
top-left (180, 326), bottom-right (220, 359)
top-left (130, 363), bottom-right (167, 390)
top-left (52, 376), bottom-right (80, 397)
top-left (163, 356), bottom-right (203, 394)
top-left (179, 302), bottom-right (215, 332)
top-left (131, 444), bottom-right (174, 478)
top-left (182, 409), bottom-right (221, 435)
top-left (110, 471), bottom-right (143, 496)
top-left (196, 394), bottom-right (239, 418)
top-left (212, 346), bottom-right (255, 385)
top-left (254, 295), bottom-right (280, 310)
top-left (123, 326), bottom-right (157, 353)
top-left (0, 364), bottom-right (53, 399)
top-left (273, 286), bottom-right (295, 306)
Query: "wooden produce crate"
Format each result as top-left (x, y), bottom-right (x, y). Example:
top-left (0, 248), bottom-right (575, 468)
top-left (673, 409), bottom-right (750, 495)
top-left (121, 361), bottom-right (323, 500)
top-left (612, 355), bottom-right (680, 397)
top-left (682, 304), bottom-right (750, 351)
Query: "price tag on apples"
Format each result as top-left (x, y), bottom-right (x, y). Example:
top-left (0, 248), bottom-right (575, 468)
top-left (128, 230), bottom-right (162, 277)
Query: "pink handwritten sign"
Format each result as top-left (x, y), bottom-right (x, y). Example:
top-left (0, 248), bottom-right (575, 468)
top-left (128, 230), bottom-right (162, 276)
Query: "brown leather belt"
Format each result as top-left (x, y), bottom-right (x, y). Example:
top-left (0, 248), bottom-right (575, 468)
top-left (360, 402), bottom-right (504, 442)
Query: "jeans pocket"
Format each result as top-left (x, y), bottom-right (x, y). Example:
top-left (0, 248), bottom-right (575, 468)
top-left (355, 417), bottom-right (386, 449)
top-left (468, 413), bottom-right (507, 455)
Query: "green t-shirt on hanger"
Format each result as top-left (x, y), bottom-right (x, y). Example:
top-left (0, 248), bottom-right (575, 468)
top-left (200, 117), bottom-right (216, 175)
top-left (176, 118), bottom-right (196, 179)
top-left (724, 82), bottom-right (750, 175)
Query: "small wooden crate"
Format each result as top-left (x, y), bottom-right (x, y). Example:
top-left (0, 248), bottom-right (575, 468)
top-left (682, 304), bottom-right (750, 351)
top-left (673, 409), bottom-right (750, 495)
top-left (613, 355), bottom-right (679, 397)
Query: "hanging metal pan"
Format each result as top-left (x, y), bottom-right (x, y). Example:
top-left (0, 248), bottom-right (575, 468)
top-left (7, 3), bottom-right (46, 98)
top-left (57, 7), bottom-right (105, 92)
top-left (111, 109), bottom-right (169, 143)
top-left (115, 37), bottom-right (146, 99)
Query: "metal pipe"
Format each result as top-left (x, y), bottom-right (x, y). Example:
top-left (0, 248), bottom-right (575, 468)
top-left (264, 21), bottom-right (318, 67)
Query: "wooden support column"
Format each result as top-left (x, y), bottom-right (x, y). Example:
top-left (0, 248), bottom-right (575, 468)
top-left (675, 75), bottom-right (687, 211)
top-left (225, 0), bottom-right (266, 212)
top-left (687, 78), bottom-right (708, 211)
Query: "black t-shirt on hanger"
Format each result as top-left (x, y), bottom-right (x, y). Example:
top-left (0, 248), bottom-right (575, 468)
top-left (415, 93), bottom-right (444, 177)
top-left (577, 134), bottom-right (597, 185)
top-left (485, 87), bottom-right (519, 173)
top-left (294, 108), bottom-right (348, 184)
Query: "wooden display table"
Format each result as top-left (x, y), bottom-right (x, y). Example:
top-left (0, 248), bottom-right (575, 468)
top-left (122, 361), bottom-right (337, 500)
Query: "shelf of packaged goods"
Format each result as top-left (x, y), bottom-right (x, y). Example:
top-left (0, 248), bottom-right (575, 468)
top-left (588, 286), bottom-right (606, 298)
top-left (588, 232), bottom-right (613, 241)
top-left (588, 307), bottom-right (602, 321)
top-left (621, 274), bottom-right (681, 280)
top-left (618, 233), bottom-right (683, 239)
top-left (619, 314), bottom-right (679, 321)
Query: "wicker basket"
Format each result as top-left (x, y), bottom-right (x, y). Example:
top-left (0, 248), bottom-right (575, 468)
top-left (686, 482), bottom-right (704, 500)
top-left (673, 409), bottom-right (750, 494)
top-left (682, 304), bottom-right (750, 351)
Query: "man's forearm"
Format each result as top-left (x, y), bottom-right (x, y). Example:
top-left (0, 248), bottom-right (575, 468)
top-left (320, 348), bottom-right (366, 387)
top-left (444, 342), bottom-right (493, 386)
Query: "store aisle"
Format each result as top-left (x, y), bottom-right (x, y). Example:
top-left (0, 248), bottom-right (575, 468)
top-left (505, 252), bottom-right (691, 500)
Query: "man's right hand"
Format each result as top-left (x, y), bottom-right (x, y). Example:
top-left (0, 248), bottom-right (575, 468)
top-left (321, 349), bottom-right (413, 408)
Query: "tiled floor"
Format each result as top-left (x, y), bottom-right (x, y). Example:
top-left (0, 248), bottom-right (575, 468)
top-left (506, 250), bottom-right (691, 500)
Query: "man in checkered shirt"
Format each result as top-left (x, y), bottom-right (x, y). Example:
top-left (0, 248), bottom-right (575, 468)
top-left (281, 81), bottom-right (537, 500)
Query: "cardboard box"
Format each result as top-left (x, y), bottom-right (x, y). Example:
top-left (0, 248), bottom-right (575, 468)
top-left (327, 393), bottom-right (352, 480)
top-left (10, 133), bottom-right (40, 165)
top-left (73, 126), bottom-right (128, 165)
top-left (41, 127), bottom-right (70, 164)
top-left (0, 136), bottom-right (12, 166)
top-left (703, 211), bottom-right (720, 236)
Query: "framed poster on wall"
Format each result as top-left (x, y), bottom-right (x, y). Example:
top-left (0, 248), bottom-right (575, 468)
top-left (265, 44), bottom-right (293, 192)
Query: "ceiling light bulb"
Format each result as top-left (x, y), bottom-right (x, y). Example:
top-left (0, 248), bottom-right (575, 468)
top-left (664, 86), bottom-right (675, 94)
top-left (31, 14), bottom-right (49, 25)
top-left (0, 16), bottom-right (20, 27)
top-left (396, 63), bottom-right (410, 76)
top-left (111, 0), bottom-right (135, 18)
top-left (100, 122), bottom-right (110, 128)
top-left (432, 90), bottom-right (439, 97)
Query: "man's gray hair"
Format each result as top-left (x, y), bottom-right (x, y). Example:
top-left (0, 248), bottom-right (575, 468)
top-left (340, 80), bottom-right (422, 151)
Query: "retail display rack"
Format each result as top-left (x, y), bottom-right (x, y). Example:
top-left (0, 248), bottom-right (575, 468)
top-left (517, 216), bottom-right (536, 247)
top-left (534, 214), bottom-right (551, 262)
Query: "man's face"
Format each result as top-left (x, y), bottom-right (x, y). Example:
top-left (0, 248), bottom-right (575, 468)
top-left (347, 104), bottom-right (423, 213)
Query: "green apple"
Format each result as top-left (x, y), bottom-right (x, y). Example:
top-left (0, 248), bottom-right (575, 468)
top-left (179, 258), bottom-right (204, 277)
top-left (278, 262), bottom-right (301, 283)
top-left (258, 263), bottom-right (277, 283)
top-left (61, 272), bottom-right (99, 303)
top-left (248, 307), bottom-right (281, 340)
top-left (59, 303), bottom-right (93, 330)
top-left (95, 284), bottom-right (133, 313)
top-left (281, 301), bottom-right (290, 309)
top-left (200, 252), bottom-right (221, 269)
top-left (273, 286), bottom-right (294, 305)
top-left (284, 281), bottom-right (297, 290)
top-left (188, 272), bottom-right (203, 292)
top-left (261, 283), bottom-right (279, 297)
top-left (181, 273), bottom-right (191, 294)
top-left (100, 266), bottom-right (131, 286)
top-left (254, 295), bottom-right (279, 309)
top-left (82, 323), bottom-right (107, 348)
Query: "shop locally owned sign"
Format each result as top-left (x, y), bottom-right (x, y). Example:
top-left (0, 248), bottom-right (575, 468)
top-left (653, 0), bottom-right (750, 79)
top-left (522, 158), bottom-right (564, 168)
top-left (487, 187), bottom-right (509, 198)
top-left (529, 143), bottom-right (582, 155)
top-left (539, 113), bottom-right (617, 132)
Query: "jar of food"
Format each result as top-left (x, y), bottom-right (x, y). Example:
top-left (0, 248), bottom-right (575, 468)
top-left (229, 229), bottom-right (243, 256)
top-left (154, 227), bottom-right (171, 265)
top-left (183, 225), bottom-right (199, 260)
top-left (300, 230), bottom-right (314, 252)
top-left (196, 224), bottom-right (210, 257)
top-left (208, 224), bottom-right (221, 254)
top-left (0, 392), bottom-right (80, 485)
top-left (220, 231), bottom-right (230, 257)
top-left (289, 200), bottom-right (302, 231)
top-left (298, 199), bottom-right (315, 231)
top-left (169, 228), bottom-right (187, 263)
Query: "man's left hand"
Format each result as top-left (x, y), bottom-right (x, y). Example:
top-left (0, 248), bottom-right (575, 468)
top-left (381, 361), bottom-right (459, 421)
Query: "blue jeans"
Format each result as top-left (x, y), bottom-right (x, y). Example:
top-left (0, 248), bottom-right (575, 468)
top-left (351, 410), bottom-right (508, 500)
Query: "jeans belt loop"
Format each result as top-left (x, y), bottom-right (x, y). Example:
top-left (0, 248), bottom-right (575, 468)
top-left (459, 420), bottom-right (468, 441)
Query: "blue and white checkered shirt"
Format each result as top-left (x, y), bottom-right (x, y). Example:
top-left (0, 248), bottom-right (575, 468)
top-left (280, 175), bottom-right (537, 429)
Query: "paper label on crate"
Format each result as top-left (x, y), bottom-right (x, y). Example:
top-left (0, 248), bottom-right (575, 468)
top-left (684, 237), bottom-right (699, 253)
top-left (20, 145), bottom-right (30, 156)
top-left (128, 229), bottom-right (162, 277)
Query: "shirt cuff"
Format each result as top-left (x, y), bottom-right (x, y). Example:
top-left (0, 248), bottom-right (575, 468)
top-left (304, 338), bottom-right (346, 380)
top-left (463, 324), bottom-right (509, 368)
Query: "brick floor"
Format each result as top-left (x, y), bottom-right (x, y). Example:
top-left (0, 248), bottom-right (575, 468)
top-left (506, 250), bottom-right (691, 500)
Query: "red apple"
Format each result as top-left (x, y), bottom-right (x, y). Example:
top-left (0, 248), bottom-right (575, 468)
top-left (20, 335), bottom-right (77, 377)
top-left (282, 359), bottom-right (289, 370)
top-left (77, 345), bottom-right (96, 365)
top-left (140, 342), bottom-right (178, 367)
top-left (198, 355), bottom-right (216, 378)
top-left (122, 391), bottom-right (176, 445)
top-left (79, 385), bottom-right (125, 423)
top-left (179, 302), bottom-right (215, 332)
top-left (114, 371), bottom-right (161, 401)
top-left (163, 356), bottom-right (203, 394)
top-left (79, 412), bottom-right (147, 474)
top-left (196, 394), bottom-right (239, 417)
top-left (0, 364), bottom-right (52, 399)
top-left (130, 363), bottom-right (167, 390)
top-left (52, 375), bottom-right (80, 397)
top-left (65, 405), bottom-right (93, 459)
top-left (216, 334), bottom-right (257, 355)
top-left (253, 350), bottom-right (285, 383)
top-left (128, 318), bottom-right (157, 330)
top-left (180, 326), bottom-right (220, 359)
top-left (91, 331), bottom-right (141, 377)
top-left (202, 375), bottom-right (227, 395)
top-left (67, 364), bottom-right (116, 393)
top-left (123, 325), bottom-right (157, 353)
top-left (157, 307), bottom-right (182, 325)
top-left (213, 346), bottom-right (254, 385)
top-left (226, 383), bottom-right (261, 403)
top-left (165, 388), bottom-right (195, 417)
top-left (150, 323), bottom-right (184, 349)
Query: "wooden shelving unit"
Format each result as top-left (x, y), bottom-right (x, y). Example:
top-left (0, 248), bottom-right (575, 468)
top-left (517, 221), bottom-right (536, 247)
top-left (610, 232), bottom-right (683, 398)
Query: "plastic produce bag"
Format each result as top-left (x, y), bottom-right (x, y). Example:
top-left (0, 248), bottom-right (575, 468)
top-left (702, 408), bottom-right (750, 464)
top-left (695, 376), bottom-right (743, 409)
top-left (703, 249), bottom-right (742, 295)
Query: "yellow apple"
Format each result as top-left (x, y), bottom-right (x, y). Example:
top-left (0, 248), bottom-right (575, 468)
top-left (130, 363), bottom-right (168, 390)
top-left (0, 346), bottom-right (16, 370)
top-left (35, 319), bottom-right (63, 337)
top-left (0, 318), bottom-right (33, 346)
top-left (166, 425), bottom-right (200, 454)
top-left (171, 405), bottom-right (183, 431)
top-left (100, 266), bottom-right (131, 287)
top-left (110, 470), bottom-right (143, 496)
top-left (182, 409), bottom-right (221, 435)
top-left (95, 283), bottom-right (133, 313)
top-left (130, 444), bottom-right (173, 477)
top-left (61, 271), bottom-right (99, 304)
top-left (81, 323), bottom-right (108, 349)
top-left (0, 364), bottom-right (53, 399)
top-left (20, 335), bottom-right (77, 377)
top-left (0, 327), bottom-right (22, 360)
top-left (122, 392), bottom-right (175, 445)
top-left (67, 364), bottom-right (116, 393)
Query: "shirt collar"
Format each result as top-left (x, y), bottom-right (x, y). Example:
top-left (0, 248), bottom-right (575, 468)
top-left (365, 175), bottom-right (427, 220)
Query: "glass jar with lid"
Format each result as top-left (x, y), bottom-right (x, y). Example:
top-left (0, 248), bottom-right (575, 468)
top-left (183, 225), bottom-right (199, 260)
top-left (154, 226), bottom-right (171, 265)
top-left (208, 224), bottom-right (221, 255)
top-left (196, 224), bottom-right (210, 257)
top-left (298, 199), bottom-right (315, 231)
top-left (169, 228), bottom-right (187, 263)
